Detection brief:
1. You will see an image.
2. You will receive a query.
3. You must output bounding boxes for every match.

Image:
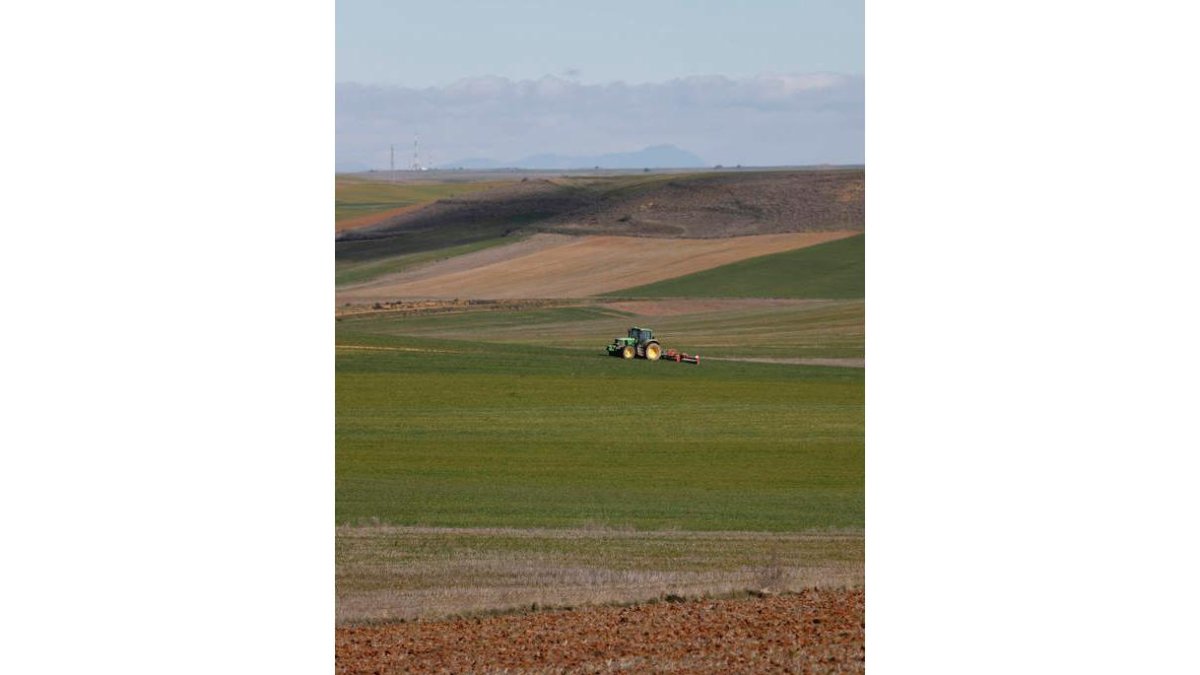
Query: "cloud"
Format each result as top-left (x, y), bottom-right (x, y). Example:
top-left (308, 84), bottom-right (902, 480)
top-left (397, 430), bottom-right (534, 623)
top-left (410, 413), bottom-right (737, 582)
top-left (335, 73), bottom-right (862, 171)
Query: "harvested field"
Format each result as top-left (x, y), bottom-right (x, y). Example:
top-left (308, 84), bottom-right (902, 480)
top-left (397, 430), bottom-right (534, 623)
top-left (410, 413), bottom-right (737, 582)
top-left (337, 525), bottom-right (863, 624)
top-left (346, 233), bottom-right (576, 288)
top-left (336, 236), bottom-right (538, 288)
top-left (336, 589), bottom-right (865, 674)
top-left (337, 231), bottom-right (857, 302)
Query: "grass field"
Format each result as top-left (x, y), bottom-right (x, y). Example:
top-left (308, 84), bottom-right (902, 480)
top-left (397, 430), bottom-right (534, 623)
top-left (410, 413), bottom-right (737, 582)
top-left (609, 234), bottom-right (864, 299)
top-left (336, 300), bottom-right (863, 360)
top-left (336, 330), bottom-right (863, 621)
top-left (336, 340), bottom-right (862, 531)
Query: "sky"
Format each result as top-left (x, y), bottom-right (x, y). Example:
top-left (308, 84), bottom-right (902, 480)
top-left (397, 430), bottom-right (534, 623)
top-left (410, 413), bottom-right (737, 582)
top-left (336, 0), bottom-right (863, 170)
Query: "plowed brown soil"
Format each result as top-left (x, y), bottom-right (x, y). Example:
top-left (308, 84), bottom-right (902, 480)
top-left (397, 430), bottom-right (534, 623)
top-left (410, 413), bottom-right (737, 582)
top-left (336, 203), bottom-right (431, 233)
top-left (337, 231), bottom-right (857, 302)
top-left (336, 589), bottom-right (864, 674)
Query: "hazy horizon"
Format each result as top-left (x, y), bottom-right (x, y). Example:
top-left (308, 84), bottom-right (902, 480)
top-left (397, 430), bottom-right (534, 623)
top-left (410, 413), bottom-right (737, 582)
top-left (336, 72), bottom-right (863, 172)
top-left (336, 1), bottom-right (863, 170)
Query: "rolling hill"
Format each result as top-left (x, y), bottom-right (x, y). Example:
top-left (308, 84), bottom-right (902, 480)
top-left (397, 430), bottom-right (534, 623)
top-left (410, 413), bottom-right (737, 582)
top-left (336, 169), bottom-right (864, 264)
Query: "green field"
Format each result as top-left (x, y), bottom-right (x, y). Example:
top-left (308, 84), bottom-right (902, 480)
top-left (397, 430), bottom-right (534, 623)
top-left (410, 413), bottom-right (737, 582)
top-left (336, 339), bottom-right (862, 531)
top-left (335, 177), bottom-right (511, 224)
top-left (609, 234), bottom-right (864, 299)
top-left (337, 300), bottom-right (863, 360)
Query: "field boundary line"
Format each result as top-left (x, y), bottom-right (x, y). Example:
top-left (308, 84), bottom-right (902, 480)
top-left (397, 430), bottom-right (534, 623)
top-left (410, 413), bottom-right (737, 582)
top-left (705, 356), bottom-right (865, 368)
top-left (336, 524), bottom-right (864, 540)
top-left (335, 344), bottom-right (457, 354)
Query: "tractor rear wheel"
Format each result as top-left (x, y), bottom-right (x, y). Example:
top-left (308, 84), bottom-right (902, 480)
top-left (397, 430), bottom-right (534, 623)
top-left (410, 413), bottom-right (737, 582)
top-left (644, 342), bottom-right (662, 361)
top-left (622, 345), bottom-right (635, 359)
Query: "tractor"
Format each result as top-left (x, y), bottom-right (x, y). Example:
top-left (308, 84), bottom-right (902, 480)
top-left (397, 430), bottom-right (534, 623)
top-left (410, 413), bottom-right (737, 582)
top-left (605, 326), bottom-right (663, 360)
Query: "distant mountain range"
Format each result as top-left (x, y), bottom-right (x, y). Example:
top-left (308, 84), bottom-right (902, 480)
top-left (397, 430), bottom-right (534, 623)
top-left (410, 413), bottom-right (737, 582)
top-left (440, 144), bottom-right (706, 170)
top-left (335, 161), bottom-right (372, 173)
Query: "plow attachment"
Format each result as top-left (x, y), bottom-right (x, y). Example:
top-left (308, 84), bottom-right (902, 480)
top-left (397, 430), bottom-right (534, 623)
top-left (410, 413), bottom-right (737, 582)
top-left (661, 348), bottom-right (700, 365)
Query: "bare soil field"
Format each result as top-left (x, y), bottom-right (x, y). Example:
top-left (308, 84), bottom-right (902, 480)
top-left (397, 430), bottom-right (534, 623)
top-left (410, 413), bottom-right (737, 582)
top-left (346, 233), bottom-right (576, 289)
top-left (337, 231), bottom-right (857, 302)
top-left (336, 589), bottom-right (864, 674)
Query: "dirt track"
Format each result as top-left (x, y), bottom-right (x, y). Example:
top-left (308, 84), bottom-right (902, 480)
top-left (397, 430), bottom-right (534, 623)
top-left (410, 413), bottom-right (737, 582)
top-left (336, 589), bottom-right (864, 674)
top-left (707, 356), bottom-right (865, 368)
top-left (337, 231), bottom-right (857, 302)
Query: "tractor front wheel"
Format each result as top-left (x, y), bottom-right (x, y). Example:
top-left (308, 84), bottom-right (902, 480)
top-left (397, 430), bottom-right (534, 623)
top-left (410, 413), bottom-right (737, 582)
top-left (644, 342), bottom-right (662, 361)
top-left (622, 345), bottom-right (635, 359)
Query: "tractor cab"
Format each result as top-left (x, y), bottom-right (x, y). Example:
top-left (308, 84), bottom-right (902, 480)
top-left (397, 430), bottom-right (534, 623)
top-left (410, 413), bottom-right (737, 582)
top-left (629, 327), bottom-right (654, 343)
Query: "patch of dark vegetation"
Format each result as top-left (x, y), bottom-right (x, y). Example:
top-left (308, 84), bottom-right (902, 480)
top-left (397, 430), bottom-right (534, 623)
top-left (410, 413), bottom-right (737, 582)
top-left (336, 169), bottom-right (864, 263)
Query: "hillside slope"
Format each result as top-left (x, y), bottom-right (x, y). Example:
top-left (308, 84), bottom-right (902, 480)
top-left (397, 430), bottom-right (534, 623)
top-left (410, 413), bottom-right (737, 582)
top-left (336, 231), bottom-right (856, 302)
top-left (336, 169), bottom-right (863, 264)
top-left (335, 177), bottom-right (516, 233)
top-left (541, 169), bottom-right (863, 238)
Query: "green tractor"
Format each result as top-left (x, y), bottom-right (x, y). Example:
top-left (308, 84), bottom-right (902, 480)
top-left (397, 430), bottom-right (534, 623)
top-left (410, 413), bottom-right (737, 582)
top-left (605, 326), bottom-right (663, 361)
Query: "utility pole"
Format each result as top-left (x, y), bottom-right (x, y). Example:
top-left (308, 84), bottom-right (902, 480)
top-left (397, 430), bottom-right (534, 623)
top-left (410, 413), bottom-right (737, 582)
top-left (412, 134), bottom-right (421, 171)
top-left (389, 144), bottom-right (395, 183)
